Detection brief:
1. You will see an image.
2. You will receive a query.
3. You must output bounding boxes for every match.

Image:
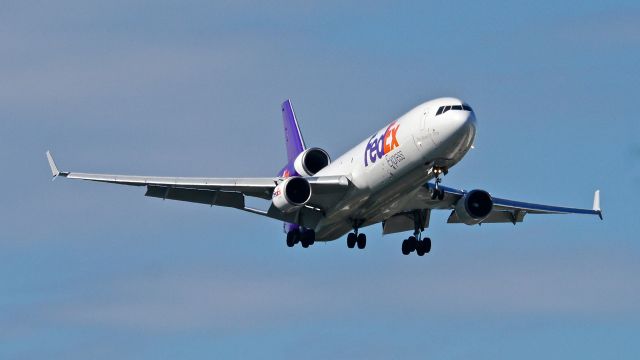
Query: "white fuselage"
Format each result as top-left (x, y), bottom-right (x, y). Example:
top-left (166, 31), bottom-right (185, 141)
top-left (313, 97), bottom-right (477, 240)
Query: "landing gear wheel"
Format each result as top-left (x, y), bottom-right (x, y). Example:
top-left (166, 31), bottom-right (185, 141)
top-left (424, 237), bottom-right (431, 253)
top-left (301, 230), bottom-right (315, 247)
top-left (402, 239), bottom-right (411, 255)
top-left (286, 231), bottom-right (295, 247)
top-left (408, 236), bottom-right (417, 253)
top-left (356, 233), bottom-right (367, 249)
top-left (416, 242), bottom-right (425, 256)
top-left (347, 233), bottom-right (356, 248)
top-left (401, 235), bottom-right (430, 256)
top-left (286, 230), bottom-right (299, 248)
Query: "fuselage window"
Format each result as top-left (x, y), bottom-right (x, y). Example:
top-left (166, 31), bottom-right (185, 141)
top-left (462, 105), bottom-right (472, 111)
top-left (443, 105), bottom-right (451, 113)
top-left (436, 106), bottom-right (444, 115)
top-left (452, 105), bottom-right (463, 110)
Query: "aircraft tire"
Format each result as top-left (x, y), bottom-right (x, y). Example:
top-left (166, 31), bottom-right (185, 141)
top-left (302, 229), bottom-right (315, 246)
top-left (401, 239), bottom-right (411, 255)
top-left (287, 230), bottom-right (300, 247)
top-left (424, 237), bottom-right (432, 253)
top-left (347, 233), bottom-right (356, 248)
top-left (357, 233), bottom-right (366, 249)
top-left (408, 236), bottom-right (417, 252)
top-left (416, 243), bottom-right (425, 256)
top-left (287, 231), bottom-right (295, 247)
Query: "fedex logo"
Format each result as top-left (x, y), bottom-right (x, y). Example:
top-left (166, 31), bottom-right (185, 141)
top-left (364, 121), bottom-right (400, 166)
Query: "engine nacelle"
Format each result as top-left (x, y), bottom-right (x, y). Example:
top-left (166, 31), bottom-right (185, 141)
top-left (293, 147), bottom-right (331, 177)
top-left (454, 189), bottom-right (494, 225)
top-left (272, 177), bottom-right (312, 213)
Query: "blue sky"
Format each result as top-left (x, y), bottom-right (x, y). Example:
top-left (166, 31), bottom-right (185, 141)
top-left (1, 1), bottom-right (639, 359)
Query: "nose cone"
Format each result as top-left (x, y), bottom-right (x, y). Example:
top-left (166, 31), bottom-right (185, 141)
top-left (439, 108), bottom-right (476, 140)
top-left (431, 107), bottom-right (477, 161)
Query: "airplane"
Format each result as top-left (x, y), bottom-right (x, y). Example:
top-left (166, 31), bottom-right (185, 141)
top-left (46, 98), bottom-right (602, 256)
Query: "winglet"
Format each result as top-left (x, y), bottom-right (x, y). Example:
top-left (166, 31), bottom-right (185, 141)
top-left (593, 190), bottom-right (603, 220)
top-left (46, 151), bottom-right (67, 180)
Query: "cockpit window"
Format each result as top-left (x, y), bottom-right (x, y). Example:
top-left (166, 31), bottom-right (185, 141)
top-left (436, 104), bottom-right (473, 116)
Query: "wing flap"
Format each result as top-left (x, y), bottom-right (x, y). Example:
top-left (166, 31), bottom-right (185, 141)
top-left (382, 210), bottom-right (431, 234)
top-left (145, 186), bottom-right (245, 208)
top-left (447, 209), bottom-right (526, 224)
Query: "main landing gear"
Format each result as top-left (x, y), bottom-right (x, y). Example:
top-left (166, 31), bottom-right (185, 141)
top-left (401, 236), bottom-right (431, 256)
top-left (347, 232), bottom-right (367, 249)
top-left (286, 228), bottom-right (315, 248)
top-left (346, 220), bottom-right (366, 250)
top-left (431, 166), bottom-right (448, 201)
top-left (402, 209), bottom-right (431, 256)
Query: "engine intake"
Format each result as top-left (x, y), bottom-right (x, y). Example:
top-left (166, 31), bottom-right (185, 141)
top-left (293, 148), bottom-right (331, 177)
top-left (454, 189), bottom-right (493, 225)
top-left (272, 176), bottom-right (312, 213)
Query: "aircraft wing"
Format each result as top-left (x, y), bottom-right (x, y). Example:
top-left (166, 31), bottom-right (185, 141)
top-left (47, 151), bottom-right (278, 198)
top-left (46, 151), bottom-right (350, 226)
top-left (402, 182), bottom-right (602, 224)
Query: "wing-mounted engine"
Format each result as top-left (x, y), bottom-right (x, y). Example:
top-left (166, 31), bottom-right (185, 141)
top-left (293, 147), bottom-right (331, 177)
top-left (454, 189), bottom-right (494, 225)
top-left (272, 177), bottom-right (312, 213)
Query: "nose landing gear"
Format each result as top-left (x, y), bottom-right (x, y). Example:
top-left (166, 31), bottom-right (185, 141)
top-left (430, 166), bottom-right (448, 201)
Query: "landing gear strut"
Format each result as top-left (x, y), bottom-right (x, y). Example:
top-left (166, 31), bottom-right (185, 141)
top-left (347, 220), bottom-right (366, 250)
top-left (401, 210), bottom-right (431, 257)
top-left (430, 166), bottom-right (448, 201)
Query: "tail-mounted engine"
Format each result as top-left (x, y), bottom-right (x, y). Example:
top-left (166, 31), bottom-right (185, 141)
top-left (454, 190), bottom-right (494, 225)
top-left (293, 148), bottom-right (331, 177)
top-left (272, 177), bottom-right (312, 213)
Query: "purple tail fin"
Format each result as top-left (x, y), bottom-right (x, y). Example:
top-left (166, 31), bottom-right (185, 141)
top-left (281, 99), bottom-right (306, 162)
